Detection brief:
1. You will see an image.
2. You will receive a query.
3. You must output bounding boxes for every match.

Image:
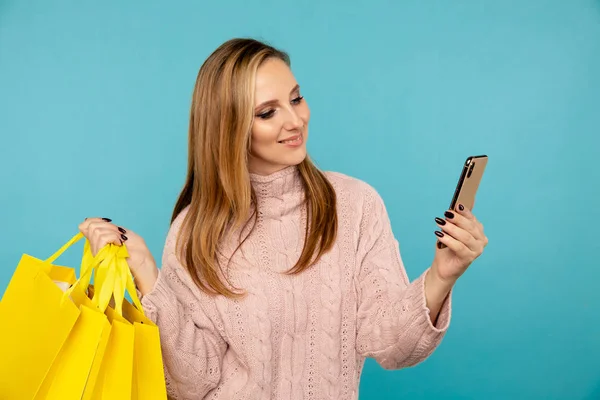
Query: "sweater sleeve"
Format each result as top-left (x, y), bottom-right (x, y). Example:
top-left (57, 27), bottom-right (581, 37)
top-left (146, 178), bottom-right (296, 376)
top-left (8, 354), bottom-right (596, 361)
top-left (141, 213), bottom-right (227, 399)
top-left (354, 185), bottom-right (452, 370)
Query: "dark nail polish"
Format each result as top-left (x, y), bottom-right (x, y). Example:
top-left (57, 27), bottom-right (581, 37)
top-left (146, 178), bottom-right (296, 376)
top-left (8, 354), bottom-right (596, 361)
top-left (435, 217), bottom-right (446, 226)
top-left (102, 218), bottom-right (112, 222)
top-left (434, 230), bottom-right (444, 238)
top-left (444, 211), bottom-right (454, 219)
top-left (458, 204), bottom-right (465, 211)
top-left (437, 241), bottom-right (444, 249)
top-left (118, 227), bottom-right (126, 234)
top-left (121, 234), bottom-right (128, 241)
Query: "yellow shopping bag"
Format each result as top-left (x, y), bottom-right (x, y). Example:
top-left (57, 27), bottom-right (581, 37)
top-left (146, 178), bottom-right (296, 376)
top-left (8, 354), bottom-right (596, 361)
top-left (0, 233), bottom-right (111, 399)
top-left (0, 232), bottom-right (167, 400)
top-left (85, 303), bottom-right (135, 400)
top-left (83, 247), bottom-right (167, 400)
top-left (34, 245), bottom-right (118, 400)
top-left (123, 296), bottom-right (168, 400)
top-left (82, 245), bottom-right (137, 400)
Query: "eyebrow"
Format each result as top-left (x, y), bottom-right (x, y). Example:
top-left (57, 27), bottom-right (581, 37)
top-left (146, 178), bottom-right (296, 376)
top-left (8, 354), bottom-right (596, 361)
top-left (255, 84), bottom-right (300, 110)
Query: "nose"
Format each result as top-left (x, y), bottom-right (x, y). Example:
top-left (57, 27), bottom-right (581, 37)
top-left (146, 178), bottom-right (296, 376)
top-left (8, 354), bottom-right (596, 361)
top-left (282, 106), bottom-right (303, 131)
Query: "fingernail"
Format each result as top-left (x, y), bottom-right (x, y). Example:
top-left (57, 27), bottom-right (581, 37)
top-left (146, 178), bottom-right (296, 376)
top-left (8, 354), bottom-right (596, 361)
top-left (437, 241), bottom-right (444, 249)
top-left (434, 230), bottom-right (444, 238)
top-left (121, 234), bottom-right (128, 241)
top-left (435, 217), bottom-right (446, 226)
top-left (458, 204), bottom-right (465, 211)
top-left (118, 227), bottom-right (126, 234)
top-left (102, 218), bottom-right (112, 222)
top-left (444, 211), bottom-right (454, 219)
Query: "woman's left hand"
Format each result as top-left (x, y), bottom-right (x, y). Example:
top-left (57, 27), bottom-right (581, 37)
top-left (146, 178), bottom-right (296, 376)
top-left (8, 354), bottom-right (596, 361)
top-left (431, 203), bottom-right (488, 284)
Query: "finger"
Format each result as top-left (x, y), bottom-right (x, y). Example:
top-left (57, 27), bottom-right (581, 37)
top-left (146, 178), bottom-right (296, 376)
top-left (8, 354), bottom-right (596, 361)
top-left (455, 203), bottom-right (476, 220)
top-left (476, 221), bottom-right (488, 245)
top-left (435, 230), bottom-right (474, 259)
top-left (94, 233), bottom-right (123, 255)
top-left (96, 224), bottom-right (129, 242)
top-left (88, 227), bottom-right (124, 255)
top-left (83, 223), bottom-right (120, 251)
top-left (79, 217), bottom-right (114, 234)
top-left (87, 221), bottom-right (120, 236)
top-left (86, 220), bottom-right (126, 237)
top-left (442, 210), bottom-right (484, 241)
top-left (435, 218), bottom-right (479, 251)
top-left (455, 204), bottom-right (488, 247)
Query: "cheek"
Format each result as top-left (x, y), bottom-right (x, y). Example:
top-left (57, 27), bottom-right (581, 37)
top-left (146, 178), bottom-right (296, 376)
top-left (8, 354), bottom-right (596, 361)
top-left (251, 119), bottom-right (281, 148)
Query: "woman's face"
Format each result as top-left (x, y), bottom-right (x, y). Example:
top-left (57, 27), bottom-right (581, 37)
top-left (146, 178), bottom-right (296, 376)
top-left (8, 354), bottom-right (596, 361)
top-left (248, 58), bottom-right (310, 176)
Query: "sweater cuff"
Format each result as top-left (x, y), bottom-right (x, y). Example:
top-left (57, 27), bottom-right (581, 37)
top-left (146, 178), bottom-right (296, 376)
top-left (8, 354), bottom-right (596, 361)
top-left (140, 269), bottom-right (170, 324)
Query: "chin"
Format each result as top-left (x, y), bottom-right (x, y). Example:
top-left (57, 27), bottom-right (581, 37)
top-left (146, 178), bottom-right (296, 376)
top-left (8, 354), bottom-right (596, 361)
top-left (287, 149), bottom-right (308, 166)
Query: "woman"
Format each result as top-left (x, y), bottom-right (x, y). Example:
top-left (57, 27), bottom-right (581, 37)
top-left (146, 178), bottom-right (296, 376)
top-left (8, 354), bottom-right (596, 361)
top-left (80, 38), bottom-right (487, 399)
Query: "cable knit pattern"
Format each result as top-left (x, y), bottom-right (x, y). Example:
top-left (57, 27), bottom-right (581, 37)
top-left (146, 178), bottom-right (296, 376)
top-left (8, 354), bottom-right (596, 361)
top-left (141, 166), bottom-right (452, 399)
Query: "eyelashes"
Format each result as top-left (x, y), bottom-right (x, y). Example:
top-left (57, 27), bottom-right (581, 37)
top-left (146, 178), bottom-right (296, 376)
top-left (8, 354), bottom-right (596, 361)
top-left (290, 95), bottom-right (304, 105)
top-left (257, 110), bottom-right (275, 119)
top-left (256, 96), bottom-right (304, 120)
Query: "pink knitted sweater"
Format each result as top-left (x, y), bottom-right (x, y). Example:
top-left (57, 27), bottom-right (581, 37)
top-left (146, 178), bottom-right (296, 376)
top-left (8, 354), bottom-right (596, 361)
top-left (141, 166), bottom-right (452, 399)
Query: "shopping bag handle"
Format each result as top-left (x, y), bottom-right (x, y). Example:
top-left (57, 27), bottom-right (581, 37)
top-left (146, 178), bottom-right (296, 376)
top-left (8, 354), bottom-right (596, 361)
top-left (45, 231), bottom-right (115, 298)
top-left (48, 232), bottom-right (146, 317)
top-left (82, 242), bottom-right (145, 317)
top-left (114, 255), bottom-right (144, 316)
top-left (45, 232), bottom-right (85, 264)
top-left (60, 243), bottom-right (115, 307)
top-left (45, 231), bottom-right (108, 307)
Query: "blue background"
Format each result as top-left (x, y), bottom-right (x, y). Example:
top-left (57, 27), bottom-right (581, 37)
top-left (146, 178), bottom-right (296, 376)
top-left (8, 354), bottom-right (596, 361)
top-left (1, 1), bottom-right (599, 398)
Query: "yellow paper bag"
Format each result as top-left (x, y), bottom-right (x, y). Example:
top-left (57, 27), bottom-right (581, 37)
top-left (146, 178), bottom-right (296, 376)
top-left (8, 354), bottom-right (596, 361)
top-left (121, 277), bottom-right (168, 399)
top-left (0, 233), bottom-right (108, 399)
top-left (0, 231), bottom-right (167, 399)
top-left (86, 305), bottom-right (135, 400)
top-left (34, 267), bottom-right (113, 400)
top-left (84, 248), bottom-right (166, 400)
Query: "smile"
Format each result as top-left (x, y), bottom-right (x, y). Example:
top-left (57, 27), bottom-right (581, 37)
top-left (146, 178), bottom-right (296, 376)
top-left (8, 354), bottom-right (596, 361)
top-left (278, 134), bottom-right (303, 146)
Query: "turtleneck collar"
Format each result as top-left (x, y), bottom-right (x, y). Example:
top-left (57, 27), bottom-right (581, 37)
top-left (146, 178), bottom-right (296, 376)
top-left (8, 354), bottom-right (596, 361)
top-left (249, 165), bottom-right (302, 199)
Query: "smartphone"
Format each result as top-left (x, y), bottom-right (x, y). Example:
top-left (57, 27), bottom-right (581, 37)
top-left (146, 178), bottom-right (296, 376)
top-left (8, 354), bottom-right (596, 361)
top-left (438, 155), bottom-right (488, 248)
top-left (449, 155), bottom-right (488, 211)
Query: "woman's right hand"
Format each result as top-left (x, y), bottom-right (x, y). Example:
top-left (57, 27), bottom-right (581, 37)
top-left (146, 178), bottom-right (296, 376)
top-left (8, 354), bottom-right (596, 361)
top-left (78, 217), bottom-right (159, 296)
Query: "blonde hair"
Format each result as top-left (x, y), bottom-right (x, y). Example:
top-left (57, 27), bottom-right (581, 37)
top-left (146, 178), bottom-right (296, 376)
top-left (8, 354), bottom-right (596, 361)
top-left (172, 38), bottom-right (337, 298)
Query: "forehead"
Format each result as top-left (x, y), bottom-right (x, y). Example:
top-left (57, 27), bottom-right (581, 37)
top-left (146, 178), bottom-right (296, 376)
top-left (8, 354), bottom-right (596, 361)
top-left (254, 58), bottom-right (297, 101)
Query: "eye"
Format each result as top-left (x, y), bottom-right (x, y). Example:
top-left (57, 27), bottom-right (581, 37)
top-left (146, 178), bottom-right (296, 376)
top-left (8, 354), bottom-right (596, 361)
top-left (291, 95), bottom-right (304, 105)
top-left (256, 109), bottom-right (275, 119)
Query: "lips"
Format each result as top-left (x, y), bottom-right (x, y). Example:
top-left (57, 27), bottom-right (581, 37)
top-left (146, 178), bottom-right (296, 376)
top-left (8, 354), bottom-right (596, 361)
top-left (278, 134), bottom-right (302, 144)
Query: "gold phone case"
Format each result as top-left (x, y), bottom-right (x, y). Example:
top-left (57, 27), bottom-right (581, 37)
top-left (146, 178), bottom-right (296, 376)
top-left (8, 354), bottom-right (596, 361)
top-left (450, 155), bottom-right (488, 211)
top-left (439, 155), bottom-right (488, 249)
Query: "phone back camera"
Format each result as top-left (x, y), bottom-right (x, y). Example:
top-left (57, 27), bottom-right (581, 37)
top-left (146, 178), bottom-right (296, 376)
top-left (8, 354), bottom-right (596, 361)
top-left (467, 162), bottom-right (475, 178)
